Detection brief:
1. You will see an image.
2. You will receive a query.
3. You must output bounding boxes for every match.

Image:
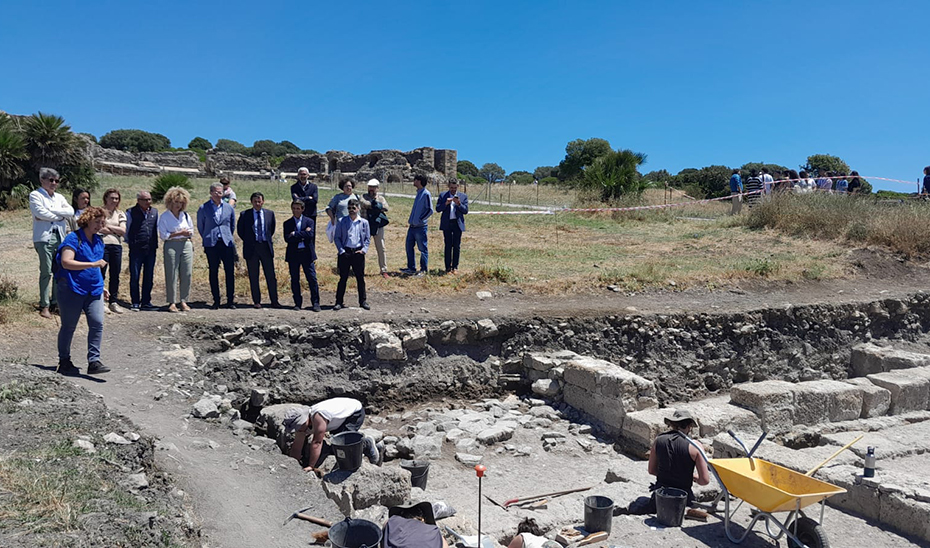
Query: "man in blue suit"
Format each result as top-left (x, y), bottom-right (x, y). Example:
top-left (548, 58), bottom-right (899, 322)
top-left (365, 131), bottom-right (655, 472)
top-left (237, 192), bottom-right (279, 309)
top-left (333, 199), bottom-right (371, 310)
top-left (197, 182), bottom-right (237, 309)
top-left (435, 179), bottom-right (468, 274)
top-left (284, 201), bottom-right (320, 312)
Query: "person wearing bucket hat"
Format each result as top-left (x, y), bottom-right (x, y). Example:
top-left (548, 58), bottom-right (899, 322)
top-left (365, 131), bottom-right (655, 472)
top-left (383, 501), bottom-right (449, 548)
top-left (283, 397), bottom-right (382, 471)
top-left (646, 409), bottom-right (710, 507)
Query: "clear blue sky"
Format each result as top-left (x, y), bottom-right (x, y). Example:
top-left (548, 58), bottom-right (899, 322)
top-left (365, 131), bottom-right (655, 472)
top-left (2, 1), bottom-right (927, 191)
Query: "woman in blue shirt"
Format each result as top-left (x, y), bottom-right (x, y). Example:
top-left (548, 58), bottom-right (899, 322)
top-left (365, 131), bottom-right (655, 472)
top-left (56, 206), bottom-right (111, 376)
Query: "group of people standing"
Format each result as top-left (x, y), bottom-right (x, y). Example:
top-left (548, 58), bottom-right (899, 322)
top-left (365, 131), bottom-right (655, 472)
top-left (28, 166), bottom-right (469, 376)
top-left (728, 167), bottom-right (864, 213)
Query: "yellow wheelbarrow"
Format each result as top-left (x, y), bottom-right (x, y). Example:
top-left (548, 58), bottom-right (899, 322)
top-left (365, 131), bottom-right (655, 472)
top-left (688, 431), bottom-right (847, 548)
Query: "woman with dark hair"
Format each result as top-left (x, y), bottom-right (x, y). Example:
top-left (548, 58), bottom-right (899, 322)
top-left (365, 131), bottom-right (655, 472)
top-left (325, 178), bottom-right (361, 224)
top-left (67, 188), bottom-right (91, 233)
top-left (99, 188), bottom-right (126, 313)
top-left (847, 171), bottom-right (862, 194)
top-left (507, 518), bottom-right (560, 548)
top-left (56, 206), bottom-right (111, 376)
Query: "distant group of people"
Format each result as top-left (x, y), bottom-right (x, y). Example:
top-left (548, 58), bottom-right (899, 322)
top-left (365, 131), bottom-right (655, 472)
top-left (728, 167), bottom-right (864, 213)
top-left (28, 166), bottom-right (469, 375)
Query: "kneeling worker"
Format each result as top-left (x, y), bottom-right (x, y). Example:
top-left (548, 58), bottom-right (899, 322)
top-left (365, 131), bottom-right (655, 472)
top-left (647, 409), bottom-right (710, 506)
top-left (283, 397), bottom-right (380, 471)
top-left (383, 501), bottom-right (449, 548)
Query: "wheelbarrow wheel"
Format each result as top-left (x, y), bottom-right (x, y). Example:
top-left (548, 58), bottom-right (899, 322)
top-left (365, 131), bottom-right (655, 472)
top-left (787, 516), bottom-right (830, 548)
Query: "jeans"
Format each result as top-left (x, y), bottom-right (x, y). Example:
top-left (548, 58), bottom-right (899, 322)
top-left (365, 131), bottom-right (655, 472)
top-left (336, 250), bottom-right (367, 306)
top-left (204, 240), bottom-right (236, 304)
top-left (405, 225), bottom-right (428, 272)
top-left (101, 243), bottom-right (122, 303)
top-left (57, 281), bottom-right (104, 363)
top-left (34, 234), bottom-right (61, 308)
top-left (128, 248), bottom-right (156, 306)
top-left (246, 242), bottom-right (278, 305)
top-left (442, 228), bottom-right (462, 271)
top-left (288, 248), bottom-right (319, 308)
top-left (163, 239), bottom-right (193, 304)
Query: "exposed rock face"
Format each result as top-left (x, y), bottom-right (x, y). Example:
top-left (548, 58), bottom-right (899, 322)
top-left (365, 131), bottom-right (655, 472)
top-left (321, 462), bottom-right (411, 515)
top-left (277, 153), bottom-right (328, 174)
top-left (205, 151), bottom-right (270, 174)
top-left (139, 151), bottom-right (202, 169)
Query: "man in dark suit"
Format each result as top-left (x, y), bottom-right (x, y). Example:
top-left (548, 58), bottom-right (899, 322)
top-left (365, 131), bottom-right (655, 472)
top-left (197, 182), bottom-right (237, 309)
top-left (435, 179), bottom-right (469, 274)
top-left (284, 201), bottom-right (320, 312)
top-left (237, 192), bottom-right (279, 308)
top-left (290, 167), bottom-right (318, 245)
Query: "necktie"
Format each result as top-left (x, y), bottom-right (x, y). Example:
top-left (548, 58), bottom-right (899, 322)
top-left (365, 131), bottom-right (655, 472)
top-left (256, 211), bottom-right (264, 242)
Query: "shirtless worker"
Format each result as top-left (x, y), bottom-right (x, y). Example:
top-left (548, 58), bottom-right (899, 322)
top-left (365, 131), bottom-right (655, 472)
top-left (283, 397), bottom-right (381, 471)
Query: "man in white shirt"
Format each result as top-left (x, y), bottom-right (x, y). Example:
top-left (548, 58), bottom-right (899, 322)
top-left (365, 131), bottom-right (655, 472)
top-left (333, 199), bottom-right (371, 310)
top-left (283, 397), bottom-right (381, 470)
top-left (761, 168), bottom-right (775, 196)
top-left (29, 168), bottom-right (74, 318)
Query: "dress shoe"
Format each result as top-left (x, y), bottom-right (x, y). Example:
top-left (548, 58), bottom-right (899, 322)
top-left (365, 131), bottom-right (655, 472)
top-left (293, 305), bottom-right (302, 311)
top-left (333, 304), bottom-right (343, 311)
top-left (360, 302), bottom-right (371, 310)
top-left (210, 302), bottom-right (220, 310)
top-left (87, 361), bottom-right (111, 374)
top-left (253, 303), bottom-right (262, 309)
top-left (226, 303), bottom-right (237, 310)
top-left (311, 304), bottom-right (322, 312)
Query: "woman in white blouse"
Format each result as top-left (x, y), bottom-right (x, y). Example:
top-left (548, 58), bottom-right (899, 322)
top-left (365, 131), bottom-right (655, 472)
top-left (157, 187), bottom-right (194, 312)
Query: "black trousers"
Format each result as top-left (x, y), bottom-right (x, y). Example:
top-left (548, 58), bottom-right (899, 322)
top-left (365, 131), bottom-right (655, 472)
top-left (204, 240), bottom-right (236, 305)
top-left (246, 242), bottom-right (278, 305)
top-left (335, 250), bottom-right (366, 306)
top-left (101, 243), bottom-right (122, 303)
top-left (288, 248), bottom-right (319, 308)
top-left (443, 228), bottom-right (462, 271)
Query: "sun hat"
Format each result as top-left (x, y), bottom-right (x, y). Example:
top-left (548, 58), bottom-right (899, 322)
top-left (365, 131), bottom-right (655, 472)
top-left (367, 178), bottom-right (380, 187)
top-left (388, 501), bottom-right (436, 525)
top-left (282, 406), bottom-right (311, 433)
top-left (663, 409), bottom-right (697, 428)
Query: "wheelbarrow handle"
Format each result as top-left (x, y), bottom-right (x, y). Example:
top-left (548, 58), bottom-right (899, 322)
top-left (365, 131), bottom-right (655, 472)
top-left (747, 431), bottom-right (768, 458)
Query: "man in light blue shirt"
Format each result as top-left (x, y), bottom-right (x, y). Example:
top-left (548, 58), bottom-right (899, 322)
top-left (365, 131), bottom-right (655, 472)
top-left (333, 199), bottom-right (371, 310)
top-left (197, 182), bottom-right (237, 309)
top-left (402, 174), bottom-right (432, 276)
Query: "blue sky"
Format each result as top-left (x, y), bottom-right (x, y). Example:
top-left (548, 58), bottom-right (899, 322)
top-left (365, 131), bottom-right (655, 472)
top-left (2, 1), bottom-right (927, 191)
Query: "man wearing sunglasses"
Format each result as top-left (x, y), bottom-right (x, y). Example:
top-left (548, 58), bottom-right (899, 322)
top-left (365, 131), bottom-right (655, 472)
top-left (29, 167), bottom-right (74, 319)
top-left (332, 199), bottom-right (370, 310)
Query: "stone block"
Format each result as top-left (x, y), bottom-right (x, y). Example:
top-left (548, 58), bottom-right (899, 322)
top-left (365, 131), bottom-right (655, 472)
top-left (564, 356), bottom-right (657, 413)
top-left (867, 371), bottom-right (930, 414)
top-left (524, 350), bottom-right (579, 372)
top-left (476, 319), bottom-right (498, 339)
top-left (361, 322), bottom-right (405, 361)
top-left (820, 465), bottom-right (880, 519)
top-left (563, 356), bottom-right (607, 391)
top-left (250, 388), bottom-right (270, 408)
top-left (476, 425), bottom-right (514, 445)
top-left (192, 398), bottom-right (219, 419)
top-left (792, 380), bottom-right (863, 425)
top-left (322, 462), bottom-right (411, 516)
top-left (821, 430), bottom-right (913, 460)
top-left (845, 378), bottom-right (892, 418)
top-left (531, 379), bottom-right (560, 398)
top-left (219, 347), bottom-right (254, 364)
top-left (850, 343), bottom-right (930, 378)
top-left (399, 328), bottom-right (427, 351)
top-left (730, 380), bottom-right (795, 433)
top-left (621, 408), bottom-right (676, 451)
top-left (879, 492), bottom-right (930, 542)
top-left (679, 396), bottom-right (761, 438)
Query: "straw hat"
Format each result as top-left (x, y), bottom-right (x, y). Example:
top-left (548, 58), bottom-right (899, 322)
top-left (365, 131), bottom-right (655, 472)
top-left (663, 409), bottom-right (697, 428)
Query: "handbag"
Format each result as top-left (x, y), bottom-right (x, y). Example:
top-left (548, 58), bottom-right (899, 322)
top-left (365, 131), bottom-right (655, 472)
top-left (326, 220), bottom-right (335, 243)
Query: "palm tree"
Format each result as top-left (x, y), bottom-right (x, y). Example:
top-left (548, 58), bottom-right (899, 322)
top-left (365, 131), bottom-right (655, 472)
top-left (582, 149), bottom-right (650, 201)
top-left (0, 115), bottom-right (27, 191)
top-left (23, 112), bottom-right (79, 171)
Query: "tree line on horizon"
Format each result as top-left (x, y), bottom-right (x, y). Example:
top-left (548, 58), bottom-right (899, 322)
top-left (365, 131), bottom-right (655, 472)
top-left (458, 138), bottom-right (868, 202)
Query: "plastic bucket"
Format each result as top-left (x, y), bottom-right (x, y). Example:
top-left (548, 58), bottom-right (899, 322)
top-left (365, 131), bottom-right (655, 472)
top-left (583, 495), bottom-right (614, 534)
top-left (655, 487), bottom-right (688, 527)
top-left (328, 518), bottom-right (382, 548)
top-left (331, 432), bottom-right (365, 471)
top-left (400, 459), bottom-right (430, 490)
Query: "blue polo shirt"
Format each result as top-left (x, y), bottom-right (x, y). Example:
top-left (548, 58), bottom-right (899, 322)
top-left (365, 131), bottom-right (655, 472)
top-left (57, 230), bottom-right (105, 296)
top-left (729, 174), bottom-right (742, 193)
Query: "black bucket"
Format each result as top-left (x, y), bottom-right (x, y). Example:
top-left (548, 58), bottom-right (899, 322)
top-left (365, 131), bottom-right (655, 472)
top-left (655, 487), bottom-right (688, 527)
top-left (400, 459), bottom-right (430, 490)
top-left (328, 518), bottom-right (382, 548)
top-left (331, 432), bottom-right (365, 471)
top-left (583, 495), bottom-right (614, 534)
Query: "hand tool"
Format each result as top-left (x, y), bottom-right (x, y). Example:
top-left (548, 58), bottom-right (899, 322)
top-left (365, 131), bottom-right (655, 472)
top-left (805, 434), bottom-right (863, 477)
top-left (503, 485), bottom-right (593, 507)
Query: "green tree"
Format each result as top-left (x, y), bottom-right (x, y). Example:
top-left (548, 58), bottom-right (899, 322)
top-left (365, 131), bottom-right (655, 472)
top-left (99, 129), bottom-right (171, 152)
top-left (533, 166), bottom-right (557, 180)
top-left (0, 115), bottom-right (27, 188)
top-left (580, 149), bottom-right (649, 201)
top-left (739, 162), bottom-right (790, 177)
top-left (540, 176), bottom-right (559, 185)
top-left (77, 132), bottom-right (97, 143)
top-left (801, 154), bottom-right (851, 177)
top-left (23, 113), bottom-right (95, 192)
top-left (251, 139), bottom-right (277, 156)
top-left (479, 162), bottom-right (506, 183)
top-left (277, 140), bottom-right (300, 155)
top-left (215, 138), bottom-right (248, 154)
top-left (457, 160), bottom-right (479, 177)
top-left (671, 165), bottom-right (732, 198)
top-left (558, 137), bottom-right (612, 181)
top-left (507, 170), bottom-right (534, 184)
top-left (643, 169), bottom-right (671, 182)
top-left (188, 136), bottom-right (212, 150)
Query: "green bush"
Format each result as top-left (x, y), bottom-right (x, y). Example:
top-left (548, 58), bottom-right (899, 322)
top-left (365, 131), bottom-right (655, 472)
top-left (188, 137), bottom-right (212, 150)
top-left (215, 138), bottom-right (248, 155)
top-left (0, 274), bottom-right (19, 302)
top-left (100, 129), bottom-right (171, 152)
top-left (1, 184), bottom-right (31, 210)
top-left (151, 173), bottom-right (192, 202)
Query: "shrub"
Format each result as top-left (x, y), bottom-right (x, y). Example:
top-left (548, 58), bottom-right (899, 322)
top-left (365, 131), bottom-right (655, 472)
top-left (214, 139), bottom-right (248, 155)
top-left (188, 137), bottom-right (212, 150)
top-left (100, 129), bottom-right (171, 152)
top-left (151, 173), bottom-right (192, 202)
top-left (1, 184), bottom-right (31, 210)
top-left (468, 263), bottom-right (517, 284)
top-left (0, 274), bottom-right (19, 302)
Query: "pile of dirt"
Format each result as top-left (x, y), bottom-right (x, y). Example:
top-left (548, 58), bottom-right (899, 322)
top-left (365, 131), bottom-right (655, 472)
top-left (0, 363), bottom-right (200, 547)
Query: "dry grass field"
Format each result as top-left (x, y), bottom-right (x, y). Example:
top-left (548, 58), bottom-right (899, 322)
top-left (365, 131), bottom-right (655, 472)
top-left (0, 175), bottom-right (860, 327)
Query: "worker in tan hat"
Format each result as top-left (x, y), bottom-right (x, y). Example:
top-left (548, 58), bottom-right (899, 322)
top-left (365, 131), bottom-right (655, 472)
top-left (647, 409), bottom-right (710, 506)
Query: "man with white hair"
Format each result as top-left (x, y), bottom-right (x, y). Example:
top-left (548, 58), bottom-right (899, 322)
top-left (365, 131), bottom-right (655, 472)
top-left (29, 167), bottom-right (73, 318)
top-left (125, 190), bottom-right (159, 311)
top-left (283, 397), bottom-right (381, 471)
top-left (290, 167), bottom-right (318, 244)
